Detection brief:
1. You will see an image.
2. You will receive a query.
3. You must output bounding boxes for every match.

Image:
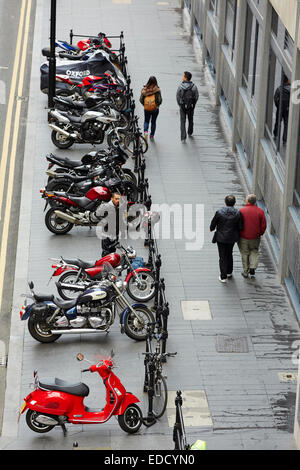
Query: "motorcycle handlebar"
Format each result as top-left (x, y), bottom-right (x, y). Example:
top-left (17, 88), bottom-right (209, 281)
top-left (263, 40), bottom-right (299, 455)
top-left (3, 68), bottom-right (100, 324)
top-left (81, 368), bottom-right (90, 373)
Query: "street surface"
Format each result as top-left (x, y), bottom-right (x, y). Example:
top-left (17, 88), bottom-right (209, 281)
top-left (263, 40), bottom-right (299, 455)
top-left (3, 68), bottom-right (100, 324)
top-left (0, 0), bottom-right (299, 450)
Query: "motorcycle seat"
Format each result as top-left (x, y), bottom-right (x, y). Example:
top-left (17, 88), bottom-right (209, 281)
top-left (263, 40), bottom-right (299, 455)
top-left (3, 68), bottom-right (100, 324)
top-left (51, 155), bottom-right (83, 168)
top-left (53, 297), bottom-right (77, 309)
top-left (34, 293), bottom-right (54, 302)
top-left (39, 377), bottom-right (90, 397)
top-left (62, 257), bottom-right (95, 269)
top-left (59, 110), bottom-right (82, 124)
top-left (66, 196), bottom-right (91, 207)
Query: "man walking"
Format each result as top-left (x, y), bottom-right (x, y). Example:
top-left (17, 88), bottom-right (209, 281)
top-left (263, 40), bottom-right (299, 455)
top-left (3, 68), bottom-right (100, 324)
top-left (210, 195), bottom-right (243, 283)
top-left (176, 71), bottom-right (199, 142)
top-left (238, 194), bottom-right (267, 278)
top-left (273, 75), bottom-right (291, 145)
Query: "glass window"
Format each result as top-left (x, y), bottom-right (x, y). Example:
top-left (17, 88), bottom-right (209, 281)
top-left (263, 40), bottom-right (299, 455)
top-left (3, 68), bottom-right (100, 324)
top-left (265, 48), bottom-right (291, 163)
top-left (294, 111), bottom-right (300, 205)
top-left (242, 5), bottom-right (261, 109)
top-left (224, 0), bottom-right (238, 61)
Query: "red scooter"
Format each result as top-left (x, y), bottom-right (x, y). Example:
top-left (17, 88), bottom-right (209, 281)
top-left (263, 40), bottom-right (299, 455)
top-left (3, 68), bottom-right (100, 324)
top-left (19, 353), bottom-right (143, 435)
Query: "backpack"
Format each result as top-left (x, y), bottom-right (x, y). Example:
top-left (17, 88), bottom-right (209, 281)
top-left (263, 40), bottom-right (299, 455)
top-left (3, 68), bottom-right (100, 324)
top-left (182, 85), bottom-right (194, 109)
top-left (144, 94), bottom-right (157, 112)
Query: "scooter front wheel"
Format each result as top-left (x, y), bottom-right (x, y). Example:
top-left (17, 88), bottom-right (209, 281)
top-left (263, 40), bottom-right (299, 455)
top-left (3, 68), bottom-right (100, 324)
top-left (118, 404), bottom-right (142, 434)
top-left (26, 410), bottom-right (56, 433)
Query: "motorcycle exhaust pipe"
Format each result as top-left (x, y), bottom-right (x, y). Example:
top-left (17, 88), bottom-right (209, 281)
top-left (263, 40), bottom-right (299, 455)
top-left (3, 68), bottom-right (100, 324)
top-left (54, 210), bottom-right (80, 225)
top-left (49, 123), bottom-right (77, 139)
top-left (46, 169), bottom-right (57, 178)
top-left (35, 415), bottom-right (59, 426)
top-left (50, 328), bottom-right (106, 335)
top-left (58, 283), bottom-right (85, 291)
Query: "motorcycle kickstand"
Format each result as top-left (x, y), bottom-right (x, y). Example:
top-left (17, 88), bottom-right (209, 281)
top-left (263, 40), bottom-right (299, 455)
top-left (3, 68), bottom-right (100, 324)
top-left (58, 416), bottom-right (67, 436)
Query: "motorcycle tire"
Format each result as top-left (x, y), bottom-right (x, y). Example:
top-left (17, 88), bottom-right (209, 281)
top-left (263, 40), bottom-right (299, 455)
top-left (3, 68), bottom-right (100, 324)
top-left (45, 178), bottom-right (72, 193)
top-left (126, 271), bottom-right (155, 302)
top-left (106, 129), bottom-right (128, 149)
top-left (112, 94), bottom-right (127, 112)
top-left (57, 271), bottom-right (86, 300)
top-left (28, 315), bottom-right (61, 343)
top-left (26, 410), bottom-right (56, 433)
top-left (45, 208), bottom-right (74, 235)
top-left (117, 404), bottom-right (142, 434)
top-left (123, 306), bottom-right (154, 341)
top-left (122, 169), bottom-right (137, 186)
top-left (122, 181), bottom-right (139, 203)
top-left (51, 129), bottom-right (74, 149)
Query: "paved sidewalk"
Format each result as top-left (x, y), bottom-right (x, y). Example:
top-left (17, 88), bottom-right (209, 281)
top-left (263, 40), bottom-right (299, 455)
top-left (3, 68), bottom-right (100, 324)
top-left (1, 0), bottom-right (300, 450)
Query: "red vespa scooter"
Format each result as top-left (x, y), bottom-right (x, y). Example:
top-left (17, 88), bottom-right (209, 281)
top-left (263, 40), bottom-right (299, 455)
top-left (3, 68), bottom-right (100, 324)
top-left (19, 353), bottom-right (143, 435)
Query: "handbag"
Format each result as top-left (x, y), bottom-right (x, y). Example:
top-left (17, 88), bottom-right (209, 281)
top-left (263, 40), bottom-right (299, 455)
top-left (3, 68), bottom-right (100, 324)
top-left (212, 231), bottom-right (217, 244)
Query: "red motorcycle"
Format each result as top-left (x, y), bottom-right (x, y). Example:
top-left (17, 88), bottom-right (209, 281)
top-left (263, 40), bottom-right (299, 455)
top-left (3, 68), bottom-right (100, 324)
top-left (50, 243), bottom-right (155, 302)
top-left (19, 353), bottom-right (143, 435)
top-left (41, 185), bottom-right (111, 235)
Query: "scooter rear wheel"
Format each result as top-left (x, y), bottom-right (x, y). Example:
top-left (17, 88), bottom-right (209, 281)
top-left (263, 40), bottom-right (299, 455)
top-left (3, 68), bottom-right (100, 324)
top-left (118, 404), bottom-right (142, 434)
top-left (26, 410), bottom-right (56, 433)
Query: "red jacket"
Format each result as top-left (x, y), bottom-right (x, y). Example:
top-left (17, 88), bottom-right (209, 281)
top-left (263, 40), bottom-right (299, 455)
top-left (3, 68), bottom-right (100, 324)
top-left (239, 204), bottom-right (267, 240)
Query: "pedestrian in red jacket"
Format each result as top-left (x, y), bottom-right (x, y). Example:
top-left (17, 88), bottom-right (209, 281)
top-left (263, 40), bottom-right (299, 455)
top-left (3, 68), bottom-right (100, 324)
top-left (238, 194), bottom-right (267, 278)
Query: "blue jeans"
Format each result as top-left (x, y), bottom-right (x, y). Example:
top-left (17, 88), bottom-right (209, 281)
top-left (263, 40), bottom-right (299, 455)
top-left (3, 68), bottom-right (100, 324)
top-left (144, 109), bottom-right (159, 136)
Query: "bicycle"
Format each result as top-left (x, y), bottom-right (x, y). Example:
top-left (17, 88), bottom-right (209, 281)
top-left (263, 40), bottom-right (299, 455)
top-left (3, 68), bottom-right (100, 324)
top-left (143, 323), bottom-right (177, 419)
top-left (123, 116), bottom-right (148, 155)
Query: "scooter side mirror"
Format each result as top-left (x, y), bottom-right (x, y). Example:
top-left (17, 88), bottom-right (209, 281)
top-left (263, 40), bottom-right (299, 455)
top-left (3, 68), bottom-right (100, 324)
top-left (76, 353), bottom-right (84, 362)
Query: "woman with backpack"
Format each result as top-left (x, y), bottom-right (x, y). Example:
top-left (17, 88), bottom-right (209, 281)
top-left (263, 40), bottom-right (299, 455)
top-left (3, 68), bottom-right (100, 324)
top-left (139, 76), bottom-right (162, 141)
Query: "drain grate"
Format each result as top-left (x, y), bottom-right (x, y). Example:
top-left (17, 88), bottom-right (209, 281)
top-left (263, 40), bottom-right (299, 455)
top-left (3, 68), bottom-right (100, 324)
top-left (278, 372), bottom-right (297, 383)
top-left (215, 336), bottom-right (249, 353)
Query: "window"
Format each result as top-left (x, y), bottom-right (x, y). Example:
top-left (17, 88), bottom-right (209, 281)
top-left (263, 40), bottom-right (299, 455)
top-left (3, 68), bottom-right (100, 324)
top-left (184, 0), bottom-right (191, 12)
top-left (242, 4), bottom-right (261, 109)
top-left (265, 47), bottom-right (291, 162)
top-left (209, 0), bottom-right (218, 16)
top-left (294, 112), bottom-right (300, 206)
top-left (224, 0), bottom-right (238, 61)
top-left (284, 29), bottom-right (294, 60)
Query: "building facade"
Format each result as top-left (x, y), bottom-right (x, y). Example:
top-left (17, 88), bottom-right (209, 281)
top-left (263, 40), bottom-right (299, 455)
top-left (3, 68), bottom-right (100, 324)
top-left (182, 0), bottom-right (300, 318)
top-left (181, 0), bottom-right (300, 448)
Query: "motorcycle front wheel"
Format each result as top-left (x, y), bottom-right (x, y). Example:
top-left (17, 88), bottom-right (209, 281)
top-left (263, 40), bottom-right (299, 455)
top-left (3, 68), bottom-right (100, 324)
top-left (123, 306), bottom-right (154, 341)
top-left (51, 129), bottom-right (74, 149)
top-left (28, 316), bottom-right (61, 343)
top-left (57, 271), bottom-right (86, 300)
top-left (106, 129), bottom-right (128, 149)
top-left (45, 208), bottom-right (74, 235)
top-left (118, 404), bottom-right (142, 434)
top-left (126, 271), bottom-right (155, 302)
top-left (26, 410), bottom-right (56, 433)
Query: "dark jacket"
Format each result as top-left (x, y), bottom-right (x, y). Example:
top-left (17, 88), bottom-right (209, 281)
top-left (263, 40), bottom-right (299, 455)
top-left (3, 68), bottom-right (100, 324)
top-left (274, 84), bottom-right (291, 112)
top-left (239, 204), bottom-right (267, 240)
top-left (176, 81), bottom-right (199, 108)
top-left (210, 207), bottom-right (243, 244)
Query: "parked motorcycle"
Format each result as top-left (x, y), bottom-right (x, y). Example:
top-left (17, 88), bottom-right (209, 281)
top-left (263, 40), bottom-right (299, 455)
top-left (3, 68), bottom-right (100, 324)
top-left (20, 265), bottom-right (155, 343)
top-left (50, 244), bottom-right (155, 302)
top-left (19, 352), bottom-right (143, 434)
top-left (48, 104), bottom-right (128, 149)
top-left (41, 185), bottom-right (112, 235)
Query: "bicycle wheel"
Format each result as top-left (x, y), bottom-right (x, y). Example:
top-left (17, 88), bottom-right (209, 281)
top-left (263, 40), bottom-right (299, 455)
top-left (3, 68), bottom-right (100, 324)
top-left (124, 132), bottom-right (148, 155)
top-left (152, 374), bottom-right (168, 419)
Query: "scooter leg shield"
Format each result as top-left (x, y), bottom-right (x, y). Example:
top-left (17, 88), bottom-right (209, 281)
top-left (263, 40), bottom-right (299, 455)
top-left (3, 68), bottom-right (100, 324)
top-left (115, 393), bottom-right (140, 416)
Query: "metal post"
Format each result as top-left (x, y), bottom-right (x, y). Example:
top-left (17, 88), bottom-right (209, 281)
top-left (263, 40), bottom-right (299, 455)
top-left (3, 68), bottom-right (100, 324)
top-left (48, 0), bottom-right (57, 108)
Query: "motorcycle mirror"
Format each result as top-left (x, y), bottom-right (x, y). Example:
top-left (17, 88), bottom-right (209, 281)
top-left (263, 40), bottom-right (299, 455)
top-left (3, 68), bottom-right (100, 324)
top-left (110, 349), bottom-right (115, 358)
top-left (28, 281), bottom-right (34, 290)
top-left (76, 353), bottom-right (84, 362)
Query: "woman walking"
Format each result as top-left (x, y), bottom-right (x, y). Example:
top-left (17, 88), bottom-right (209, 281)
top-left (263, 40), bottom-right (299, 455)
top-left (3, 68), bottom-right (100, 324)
top-left (139, 76), bottom-right (162, 141)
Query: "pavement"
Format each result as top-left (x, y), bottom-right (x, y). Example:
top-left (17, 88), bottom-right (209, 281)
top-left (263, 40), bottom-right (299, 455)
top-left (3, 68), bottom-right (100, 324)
top-left (0, 0), bottom-right (300, 451)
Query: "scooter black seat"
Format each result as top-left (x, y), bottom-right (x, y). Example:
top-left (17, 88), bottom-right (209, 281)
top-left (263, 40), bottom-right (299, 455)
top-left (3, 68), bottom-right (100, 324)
top-left (39, 377), bottom-right (90, 397)
top-left (53, 297), bottom-right (77, 309)
top-left (62, 258), bottom-right (95, 269)
top-left (34, 293), bottom-right (54, 302)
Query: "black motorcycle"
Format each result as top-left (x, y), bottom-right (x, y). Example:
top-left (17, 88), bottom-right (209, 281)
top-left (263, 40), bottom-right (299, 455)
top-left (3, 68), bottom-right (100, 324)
top-left (20, 269), bottom-right (154, 344)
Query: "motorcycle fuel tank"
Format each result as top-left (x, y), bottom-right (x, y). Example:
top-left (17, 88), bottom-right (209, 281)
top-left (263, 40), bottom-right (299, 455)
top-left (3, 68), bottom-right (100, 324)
top-left (86, 186), bottom-right (111, 202)
top-left (95, 253), bottom-right (121, 268)
top-left (77, 288), bottom-right (108, 304)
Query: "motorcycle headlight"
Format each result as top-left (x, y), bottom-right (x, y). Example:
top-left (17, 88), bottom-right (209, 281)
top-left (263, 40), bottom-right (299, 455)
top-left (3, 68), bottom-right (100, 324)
top-left (128, 250), bottom-right (136, 259)
top-left (115, 280), bottom-right (124, 290)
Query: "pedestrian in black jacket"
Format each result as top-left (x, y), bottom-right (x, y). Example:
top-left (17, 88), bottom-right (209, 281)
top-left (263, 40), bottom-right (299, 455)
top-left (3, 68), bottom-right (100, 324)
top-left (273, 76), bottom-right (290, 144)
top-left (210, 195), bottom-right (243, 283)
top-left (176, 71), bottom-right (199, 142)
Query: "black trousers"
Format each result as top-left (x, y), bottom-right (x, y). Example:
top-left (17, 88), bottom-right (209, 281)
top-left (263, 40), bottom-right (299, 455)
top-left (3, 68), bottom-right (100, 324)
top-left (273, 108), bottom-right (289, 143)
top-left (180, 106), bottom-right (194, 140)
top-left (101, 238), bottom-right (117, 257)
top-left (217, 242), bottom-right (234, 280)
